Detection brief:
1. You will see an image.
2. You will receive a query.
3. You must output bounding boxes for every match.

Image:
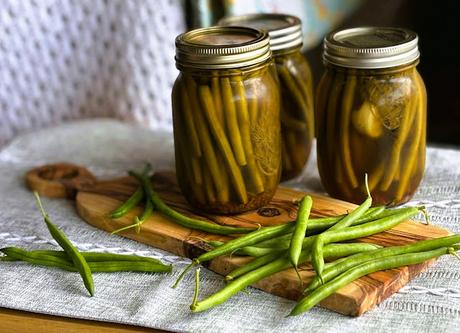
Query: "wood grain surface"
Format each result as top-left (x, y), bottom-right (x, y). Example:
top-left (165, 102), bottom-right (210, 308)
top-left (74, 171), bottom-right (450, 316)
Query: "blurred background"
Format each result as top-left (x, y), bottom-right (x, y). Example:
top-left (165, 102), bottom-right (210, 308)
top-left (1, 0), bottom-right (458, 147)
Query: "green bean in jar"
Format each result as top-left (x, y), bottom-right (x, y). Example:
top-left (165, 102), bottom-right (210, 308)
top-left (219, 14), bottom-right (314, 181)
top-left (316, 27), bottom-right (426, 206)
top-left (173, 27), bottom-right (281, 214)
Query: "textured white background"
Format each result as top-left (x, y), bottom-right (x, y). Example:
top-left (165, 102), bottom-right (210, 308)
top-left (0, 0), bottom-right (185, 147)
top-left (0, 120), bottom-right (460, 332)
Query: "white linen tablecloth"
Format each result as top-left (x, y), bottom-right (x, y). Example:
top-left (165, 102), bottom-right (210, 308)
top-left (1, 119), bottom-right (460, 332)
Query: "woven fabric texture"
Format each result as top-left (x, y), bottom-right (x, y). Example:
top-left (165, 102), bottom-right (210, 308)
top-left (0, 0), bottom-right (185, 147)
top-left (1, 120), bottom-right (460, 332)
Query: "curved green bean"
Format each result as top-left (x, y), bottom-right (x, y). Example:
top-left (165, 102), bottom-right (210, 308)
top-left (290, 247), bottom-right (455, 316)
top-left (129, 171), bottom-right (254, 235)
top-left (35, 192), bottom-right (94, 296)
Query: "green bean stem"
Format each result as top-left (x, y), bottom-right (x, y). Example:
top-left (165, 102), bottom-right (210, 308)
top-left (290, 247), bottom-right (455, 316)
top-left (190, 243), bottom-right (380, 312)
top-left (130, 171), bottom-right (254, 235)
top-left (34, 192), bottom-right (94, 296)
top-left (289, 196), bottom-right (313, 267)
top-left (306, 234), bottom-right (460, 292)
top-left (198, 84), bottom-right (249, 203)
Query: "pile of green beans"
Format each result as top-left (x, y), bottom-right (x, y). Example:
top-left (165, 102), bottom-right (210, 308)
top-left (172, 66), bottom-right (281, 214)
top-left (0, 193), bottom-right (172, 296)
top-left (179, 193), bottom-right (460, 317)
top-left (316, 66), bottom-right (426, 205)
top-left (275, 51), bottom-right (315, 181)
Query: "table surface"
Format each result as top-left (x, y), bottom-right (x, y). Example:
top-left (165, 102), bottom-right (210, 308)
top-left (1, 119), bottom-right (460, 333)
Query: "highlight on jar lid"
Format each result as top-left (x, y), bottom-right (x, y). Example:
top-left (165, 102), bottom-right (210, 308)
top-left (175, 26), bottom-right (271, 70)
top-left (323, 27), bottom-right (419, 69)
top-left (218, 13), bottom-right (303, 52)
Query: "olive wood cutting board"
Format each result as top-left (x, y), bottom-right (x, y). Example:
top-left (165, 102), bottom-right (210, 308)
top-left (26, 163), bottom-right (450, 317)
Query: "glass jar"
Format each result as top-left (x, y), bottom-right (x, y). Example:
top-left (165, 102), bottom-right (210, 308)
top-left (316, 27), bottom-right (426, 206)
top-left (219, 14), bottom-right (314, 181)
top-left (173, 27), bottom-right (281, 214)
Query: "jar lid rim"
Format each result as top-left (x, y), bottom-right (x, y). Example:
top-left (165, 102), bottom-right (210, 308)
top-left (323, 27), bottom-right (419, 69)
top-left (175, 26), bottom-right (271, 70)
top-left (218, 13), bottom-right (303, 51)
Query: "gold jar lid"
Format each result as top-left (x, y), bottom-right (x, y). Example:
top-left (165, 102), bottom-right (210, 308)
top-left (175, 26), bottom-right (271, 70)
top-left (323, 27), bottom-right (419, 69)
top-left (218, 13), bottom-right (303, 52)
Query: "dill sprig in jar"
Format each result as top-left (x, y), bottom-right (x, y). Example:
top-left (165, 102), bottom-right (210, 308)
top-left (173, 26), bottom-right (281, 214)
top-left (316, 27), bottom-right (426, 205)
top-left (219, 14), bottom-right (314, 181)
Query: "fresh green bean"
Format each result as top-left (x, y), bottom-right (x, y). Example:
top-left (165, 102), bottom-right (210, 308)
top-left (129, 171), bottom-right (254, 235)
top-left (225, 252), bottom-right (282, 281)
top-left (1, 247), bottom-right (166, 264)
top-left (193, 223), bottom-right (293, 265)
top-left (310, 206), bottom-right (420, 282)
top-left (35, 192), bottom-right (94, 296)
top-left (289, 196), bottom-right (313, 267)
top-left (207, 241), bottom-right (282, 258)
top-left (306, 234), bottom-right (460, 292)
top-left (1, 247), bottom-right (171, 273)
top-left (190, 243), bottom-right (380, 312)
top-left (111, 195), bottom-right (154, 235)
top-left (255, 205), bottom-right (387, 249)
top-left (290, 247), bottom-right (456, 316)
top-left (109, 187), bottom-right (144, 219)
top-left (109, 164), bottom-right (151, 219)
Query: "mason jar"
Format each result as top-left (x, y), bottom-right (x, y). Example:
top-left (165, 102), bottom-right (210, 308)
top-left (173, 27), bottom-right (281, 214)
top-left (219, 14), bottom-right (314, 181)
top-left (316, 27), bottom-right (426, 206)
